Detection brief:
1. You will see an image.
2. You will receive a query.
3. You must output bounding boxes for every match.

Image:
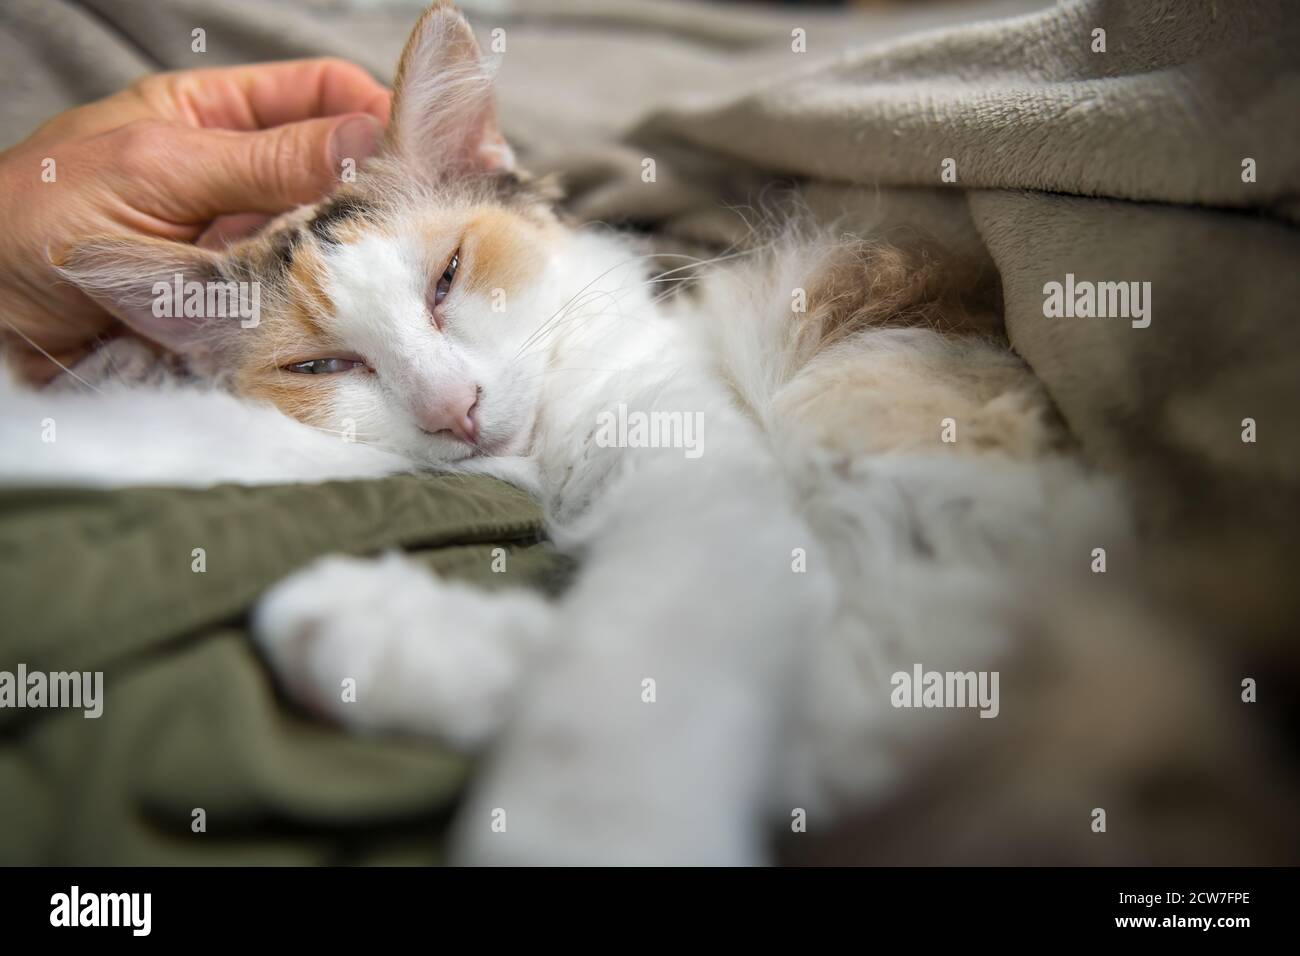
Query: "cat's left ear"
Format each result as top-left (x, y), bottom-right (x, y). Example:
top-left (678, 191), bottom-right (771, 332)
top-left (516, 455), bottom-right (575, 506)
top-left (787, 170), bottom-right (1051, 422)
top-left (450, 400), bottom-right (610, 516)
top-left (384, 2), bottom-right (514, 181)
top-left (52, 236), bottom-right (246, 359)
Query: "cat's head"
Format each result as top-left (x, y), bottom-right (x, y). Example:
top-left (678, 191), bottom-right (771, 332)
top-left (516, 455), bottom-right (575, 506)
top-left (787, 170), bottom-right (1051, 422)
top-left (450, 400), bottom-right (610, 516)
top-left (58, 2), bottom-right (570, 464)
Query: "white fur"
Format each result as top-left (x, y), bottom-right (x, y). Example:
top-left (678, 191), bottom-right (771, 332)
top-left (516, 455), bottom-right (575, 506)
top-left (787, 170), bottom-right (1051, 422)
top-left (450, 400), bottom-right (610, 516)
top-left (0, 365), bottom-right (411, 488)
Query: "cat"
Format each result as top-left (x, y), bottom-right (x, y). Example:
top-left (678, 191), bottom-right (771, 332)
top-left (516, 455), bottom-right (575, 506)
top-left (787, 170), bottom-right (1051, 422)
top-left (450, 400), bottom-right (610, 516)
top-left (34, 2), bottom-right (1130, 863)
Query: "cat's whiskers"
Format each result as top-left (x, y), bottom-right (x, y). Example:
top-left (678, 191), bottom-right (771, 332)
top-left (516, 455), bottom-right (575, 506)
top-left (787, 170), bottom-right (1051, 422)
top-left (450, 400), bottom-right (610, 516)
top-left (0, 316), bottom-right (103, 394)
top-left (514, 262), bottom-right (704, 362)
top-left (513, 289), bottom-right (626, 363)
top-left (515, 243), bottom-right (777, 363)
top-left (513, 288), bottom-right (647, 365)
top-left (512, 252), bottom-right (719, 360)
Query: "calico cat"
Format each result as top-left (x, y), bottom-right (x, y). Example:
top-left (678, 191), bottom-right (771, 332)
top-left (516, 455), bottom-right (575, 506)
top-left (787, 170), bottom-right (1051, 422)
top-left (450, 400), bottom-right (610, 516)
top-left (44, 3), bottom-right (1126, 863)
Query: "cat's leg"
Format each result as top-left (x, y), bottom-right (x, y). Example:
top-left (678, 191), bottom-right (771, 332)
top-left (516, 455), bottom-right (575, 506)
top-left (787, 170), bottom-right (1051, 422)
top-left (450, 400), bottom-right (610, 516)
top-left (253, 552), bottom-right (554, 748)
top-left (451, 401), bottom-right (835, 865)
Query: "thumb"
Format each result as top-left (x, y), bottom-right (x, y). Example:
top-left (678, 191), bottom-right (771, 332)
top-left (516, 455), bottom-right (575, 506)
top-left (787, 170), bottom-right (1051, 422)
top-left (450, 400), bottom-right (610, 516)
top-left (170, 113), bottom-right (384, 218)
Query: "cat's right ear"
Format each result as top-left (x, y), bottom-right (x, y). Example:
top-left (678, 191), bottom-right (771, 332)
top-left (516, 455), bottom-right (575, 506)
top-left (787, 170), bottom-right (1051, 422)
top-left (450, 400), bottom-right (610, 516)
top-left (384, 2), bottom-right (514, 182)
top-left (53, 236), bottom-right (245, 358)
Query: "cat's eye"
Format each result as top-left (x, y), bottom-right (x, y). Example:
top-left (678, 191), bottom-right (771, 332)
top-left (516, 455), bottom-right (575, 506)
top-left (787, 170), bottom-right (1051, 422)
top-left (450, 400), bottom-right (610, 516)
top-left (283, 358), bottom-right (367, 375)
top-left (430, 250), bottom-right (460, 324)
top-left (435, 252), bottom-right (459, 305)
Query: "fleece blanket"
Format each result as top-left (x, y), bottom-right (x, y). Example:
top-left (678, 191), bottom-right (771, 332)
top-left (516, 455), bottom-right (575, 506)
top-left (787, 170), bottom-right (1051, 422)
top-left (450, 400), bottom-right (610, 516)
top-left (1, 0), bottom-right (1297, 863)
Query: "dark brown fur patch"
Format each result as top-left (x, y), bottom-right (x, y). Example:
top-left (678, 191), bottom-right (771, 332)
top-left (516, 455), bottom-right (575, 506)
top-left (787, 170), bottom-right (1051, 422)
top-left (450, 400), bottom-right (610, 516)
top-left (308, 194), bottom-right (375, 244)
top-left (270, 228), bottom-right (300, 272)
top-left (802, 240), bottom-right (1003, 352)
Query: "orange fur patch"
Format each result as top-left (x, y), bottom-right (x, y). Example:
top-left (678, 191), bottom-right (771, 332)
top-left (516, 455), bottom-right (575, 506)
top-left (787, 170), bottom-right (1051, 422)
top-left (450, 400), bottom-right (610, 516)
top-left (462, 207), bottom-right (549, 299)
top-left (282, 243), bottom-right (334, 340)
top-left (237, 374), bottom-right (337, 429)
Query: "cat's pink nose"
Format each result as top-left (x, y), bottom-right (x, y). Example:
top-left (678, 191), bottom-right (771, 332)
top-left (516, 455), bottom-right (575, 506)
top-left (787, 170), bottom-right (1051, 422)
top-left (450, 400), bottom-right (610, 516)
top-left (414, 384), bottom-right (479, 444)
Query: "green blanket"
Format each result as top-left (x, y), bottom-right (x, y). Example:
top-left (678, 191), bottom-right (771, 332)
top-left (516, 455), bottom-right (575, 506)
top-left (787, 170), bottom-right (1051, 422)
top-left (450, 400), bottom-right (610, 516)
top-left (0, 475), bottom-right (566, 864)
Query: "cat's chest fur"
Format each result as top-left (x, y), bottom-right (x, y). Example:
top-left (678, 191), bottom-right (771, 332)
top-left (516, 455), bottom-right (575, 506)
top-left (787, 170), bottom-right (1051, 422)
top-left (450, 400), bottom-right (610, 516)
top-left (510, 238), bottom-right (724, 523)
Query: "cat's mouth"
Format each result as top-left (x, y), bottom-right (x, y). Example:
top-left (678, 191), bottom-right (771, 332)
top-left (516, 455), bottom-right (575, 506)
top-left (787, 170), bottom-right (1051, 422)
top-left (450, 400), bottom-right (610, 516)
top-left (469, 431), bottom-right (515, 458)
top-left (423, 428), bottom-right (514, 463)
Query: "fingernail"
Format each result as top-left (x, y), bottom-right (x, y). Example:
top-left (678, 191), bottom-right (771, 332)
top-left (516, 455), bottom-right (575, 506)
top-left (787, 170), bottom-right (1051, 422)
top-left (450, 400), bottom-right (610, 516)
top-left (329, 115), bottom-right (383, 172)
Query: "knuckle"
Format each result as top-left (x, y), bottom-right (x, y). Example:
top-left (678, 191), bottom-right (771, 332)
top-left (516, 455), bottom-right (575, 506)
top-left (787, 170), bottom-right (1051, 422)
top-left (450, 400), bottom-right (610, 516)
top-left (127, 73), bottom-right (160, 96)
top-left (256, 127), bottom-right (311, 200)
top-left (112, 119), bottom-right (170, 172)
top-left (314, 56), bottom-right (360, 79)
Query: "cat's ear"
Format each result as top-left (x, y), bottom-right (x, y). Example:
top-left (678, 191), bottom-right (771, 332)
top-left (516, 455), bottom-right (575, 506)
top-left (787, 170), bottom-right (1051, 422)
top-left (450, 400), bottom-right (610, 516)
top-left (385, 2), bottom-right (514, 180)
top-left (53, 236), bottom-right (246, 358)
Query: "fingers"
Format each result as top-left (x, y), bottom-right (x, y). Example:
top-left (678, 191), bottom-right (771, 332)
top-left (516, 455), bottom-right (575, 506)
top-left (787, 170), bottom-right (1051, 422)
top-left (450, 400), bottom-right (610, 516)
top-left (196, 213), bottom-right (273, 249)
top-left (197, 112), bottom-right (383, 214)
top-left (156, 59), bottom-right (392, 131)
top-left (118, 112), bottom-right (383, 221)
top-left (29, 59), bottom-right (391, 154)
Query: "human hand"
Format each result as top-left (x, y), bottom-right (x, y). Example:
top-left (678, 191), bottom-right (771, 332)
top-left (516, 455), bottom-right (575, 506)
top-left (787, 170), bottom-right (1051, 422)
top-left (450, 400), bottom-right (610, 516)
top-left (0, 59), bottom-right (390, 382)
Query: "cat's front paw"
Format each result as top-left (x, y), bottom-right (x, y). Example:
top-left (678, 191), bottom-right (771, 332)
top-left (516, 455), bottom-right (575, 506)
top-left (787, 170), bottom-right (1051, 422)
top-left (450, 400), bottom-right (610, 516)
top-left (253, 554), bottom-right (393, 726)
top-left (252, 552), bottom-right (522, 746)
